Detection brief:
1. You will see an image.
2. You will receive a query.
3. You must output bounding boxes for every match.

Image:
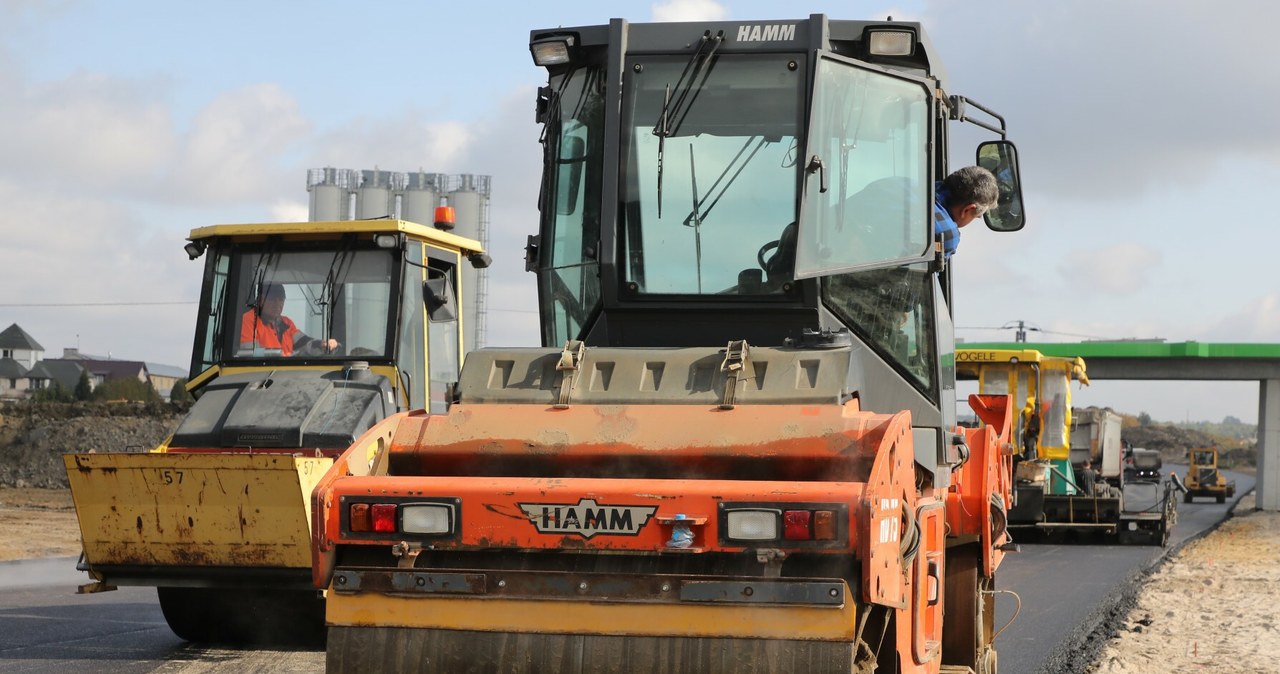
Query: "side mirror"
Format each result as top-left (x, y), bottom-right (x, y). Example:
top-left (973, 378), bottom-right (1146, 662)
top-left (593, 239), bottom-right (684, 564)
top-left (976, 140), bottom-right (1026, 232)
top-left (423, 275), bottom-right (457, 323)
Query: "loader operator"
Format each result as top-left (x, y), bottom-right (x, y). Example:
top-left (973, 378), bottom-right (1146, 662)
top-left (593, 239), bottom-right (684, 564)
top-left (239, 283), bottom-right (340, 357)
top-left (934, 166), bottom-right (999, 259)
top-left (1020, 395), bottom-right (1041, 461)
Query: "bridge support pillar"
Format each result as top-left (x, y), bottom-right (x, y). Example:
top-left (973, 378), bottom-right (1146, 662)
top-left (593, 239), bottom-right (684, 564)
top-left (1259, 378), bottom-right (1280, 511)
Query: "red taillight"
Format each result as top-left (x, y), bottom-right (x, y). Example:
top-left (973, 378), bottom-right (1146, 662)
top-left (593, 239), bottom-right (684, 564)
top-left (371, 504), bottom-right (398, 533)
top-left (783, 510), bottom-right (812, 540)
top-left (349, 503), bottom-right (371, 532)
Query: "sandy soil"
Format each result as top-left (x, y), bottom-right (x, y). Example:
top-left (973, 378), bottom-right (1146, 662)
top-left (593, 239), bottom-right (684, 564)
top-left (0, 488), bottom-right (82, 561)
top-left (1090, 492), bottom-right (1280, 674)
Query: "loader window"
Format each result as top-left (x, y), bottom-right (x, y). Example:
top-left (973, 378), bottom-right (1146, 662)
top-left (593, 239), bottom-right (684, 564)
top-left (425, 260), bottom-right (460, 414)
top-left (193, 248), bottom-right (231, 375)
top-left (796, 55), bottom-right (931, 278)
top-left (1040, 371), bottom-right (1071, 452)
top-left (399, 243), bottom-right (428, 410)
top-left (978, 364), bottom-right (1012, 397)
top-left (620, 53), bottom-right (801, 295)
top-left (823, 265), bottom-right (937, 395)
top-left (226, 248), bottom-right (397, 361)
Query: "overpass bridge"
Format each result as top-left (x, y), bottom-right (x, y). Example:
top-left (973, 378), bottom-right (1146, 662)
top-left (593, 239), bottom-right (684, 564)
top-left (960, 341), bottom-right (1280, 511)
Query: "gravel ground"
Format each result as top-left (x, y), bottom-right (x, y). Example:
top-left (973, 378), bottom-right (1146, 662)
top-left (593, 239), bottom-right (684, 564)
top-left (1087, 491), bottom-right (1279, 674)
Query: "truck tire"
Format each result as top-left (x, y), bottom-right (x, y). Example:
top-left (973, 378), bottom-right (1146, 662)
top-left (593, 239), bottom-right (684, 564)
top-left (1183, 492), bottom-right (1192, 504)
top-left (157, 587), bottom-right (325, 647)
top-left (1216, 494), bottom-right (1225, 504)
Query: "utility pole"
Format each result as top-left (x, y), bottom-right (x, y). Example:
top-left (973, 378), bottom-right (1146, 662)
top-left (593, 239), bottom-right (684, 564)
top-left (1001, 320), bottom-right (1038, 343)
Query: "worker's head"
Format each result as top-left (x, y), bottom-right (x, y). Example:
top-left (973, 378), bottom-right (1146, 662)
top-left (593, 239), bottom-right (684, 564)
top-left (257, 283), bottom-right (286, 319)
top-left (942, 166), bottom-right (999, 228)
top-left (1083, 459), bottom-right (1092, 468)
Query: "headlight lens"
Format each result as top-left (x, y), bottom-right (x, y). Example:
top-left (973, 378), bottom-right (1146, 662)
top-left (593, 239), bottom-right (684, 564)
top-left (725, 509), bottom-right (779, 540)
top-left (400, 503), bottom-right (454, 535)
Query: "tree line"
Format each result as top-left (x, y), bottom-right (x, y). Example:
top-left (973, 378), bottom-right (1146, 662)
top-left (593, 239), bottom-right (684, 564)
top-left (31, 371), bottom-right (192, 404)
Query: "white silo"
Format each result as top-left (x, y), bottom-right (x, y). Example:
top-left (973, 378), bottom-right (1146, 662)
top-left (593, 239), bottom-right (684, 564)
top-left (356, 169), bottom-right (394, 220)
top-left (448, 174), bottom-right (491, 352)
top-left (401, 171), bottom-right (442, 227)
top-left (307, 168), bottom-right (349, 221)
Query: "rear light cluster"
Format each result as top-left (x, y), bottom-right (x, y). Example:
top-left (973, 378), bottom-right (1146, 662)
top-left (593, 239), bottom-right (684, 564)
top-left (346, 499), bottom-right (456, 536)
top-left (722, 504), bottom-right (843, 544)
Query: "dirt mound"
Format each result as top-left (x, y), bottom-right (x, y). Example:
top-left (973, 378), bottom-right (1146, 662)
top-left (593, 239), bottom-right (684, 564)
top-left (0, 402), bottom-right (186, 488)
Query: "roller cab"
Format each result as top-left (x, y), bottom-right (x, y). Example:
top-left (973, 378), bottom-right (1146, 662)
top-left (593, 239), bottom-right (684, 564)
top-left (314, 13), bottom-right (1027, 673)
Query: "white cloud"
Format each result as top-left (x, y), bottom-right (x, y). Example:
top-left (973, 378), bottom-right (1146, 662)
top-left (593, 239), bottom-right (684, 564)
top-left (1055, 243), bottom-right (1162, 296)
top-left (308, 116), bottom-right (474, 175)
top-left (1206, 293), bottom-right (1280, 342)
top-left (267, 200), bottom-right (310, 223)
top-left (652, 0), bottom-right (727, 22)
top-left (923, 0), bottom-right (1280, 200)
top-left (165, 83), bottom-right (311, 203)
top-left (0, 72), bottom-right (176, 192)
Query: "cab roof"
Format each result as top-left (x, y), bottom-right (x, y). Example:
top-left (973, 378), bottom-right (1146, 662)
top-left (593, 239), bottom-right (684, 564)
top-left (188, 219), bottom-right (485, 254)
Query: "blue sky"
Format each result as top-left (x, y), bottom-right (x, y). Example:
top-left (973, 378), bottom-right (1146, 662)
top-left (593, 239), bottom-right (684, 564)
top-left (1, 0), bottom-right (1276, 423)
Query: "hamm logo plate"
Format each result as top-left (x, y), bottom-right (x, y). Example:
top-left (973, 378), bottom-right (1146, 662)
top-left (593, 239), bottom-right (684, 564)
top-left (519, 498), bottom-right (657, 539)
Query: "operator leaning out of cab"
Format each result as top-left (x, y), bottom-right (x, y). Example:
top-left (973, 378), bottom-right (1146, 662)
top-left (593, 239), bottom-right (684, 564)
top-left (239, 282), bottom-right (340, 356)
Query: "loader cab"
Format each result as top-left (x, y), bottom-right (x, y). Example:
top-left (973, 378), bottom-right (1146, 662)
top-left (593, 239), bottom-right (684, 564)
top-left (528, 16), bottom-right (1024, 440)
top-left (956, 348), bottom-right (1088, 461)
top-left (185, 221), bottom-right (481, 413)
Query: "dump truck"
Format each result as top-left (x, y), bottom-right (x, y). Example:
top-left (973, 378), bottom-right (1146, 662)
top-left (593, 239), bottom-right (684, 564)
top-left (1123, 447), bottom-right (1163, 482)
top-left (958, 351), bottom-right (1176, 545)
top-left (1183, 446), bottom-right (1236, 504)
top-left (313, 15), bottom-right (1027, 673)
top-left (63, 217), bottom-right (486, 645)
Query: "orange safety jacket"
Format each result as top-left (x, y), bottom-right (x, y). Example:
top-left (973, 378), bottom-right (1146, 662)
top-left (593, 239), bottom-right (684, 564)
top-left (240, 309), bottom-right (301, 356)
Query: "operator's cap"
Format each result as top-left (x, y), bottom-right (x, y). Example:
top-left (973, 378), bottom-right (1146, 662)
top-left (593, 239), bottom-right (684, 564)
top-left (261, 282), bottom-right (286, 301)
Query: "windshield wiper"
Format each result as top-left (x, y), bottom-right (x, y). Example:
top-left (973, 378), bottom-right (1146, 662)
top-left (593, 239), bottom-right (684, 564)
top-left (320, 237), bottom-right (357, 344)
top-left (681, 136), bottom-right (769, 227)
top-left (685, 145), bottom-right (704, 293)
top-left (651, 29), bottom-right (723, 217)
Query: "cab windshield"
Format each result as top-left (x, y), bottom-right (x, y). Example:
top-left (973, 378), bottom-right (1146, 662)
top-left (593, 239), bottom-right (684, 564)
top-left (620, 53), bottom-right (802, 295)
top-left (196, 245), bottom-right (398, 368)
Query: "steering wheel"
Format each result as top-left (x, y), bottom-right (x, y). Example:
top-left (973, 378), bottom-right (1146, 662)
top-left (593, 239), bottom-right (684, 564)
top-left (758, 239), bottom-right (781, 271)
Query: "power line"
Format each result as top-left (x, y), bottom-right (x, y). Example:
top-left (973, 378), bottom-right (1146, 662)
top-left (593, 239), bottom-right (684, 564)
top-left (957, 321), bottom-right (1109, 342)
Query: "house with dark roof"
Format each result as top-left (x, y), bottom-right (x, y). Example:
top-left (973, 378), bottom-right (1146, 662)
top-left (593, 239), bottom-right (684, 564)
top-left (0, 324), bottom-right (45, 399)
top-left (0, 357), bottom-right (29, 400)
top-left (0, 323), bottom-right (43, 369)
top-left (26, 359), bottom-right (88, 394)
top-left (0, 325), bottom-right (178, 401)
